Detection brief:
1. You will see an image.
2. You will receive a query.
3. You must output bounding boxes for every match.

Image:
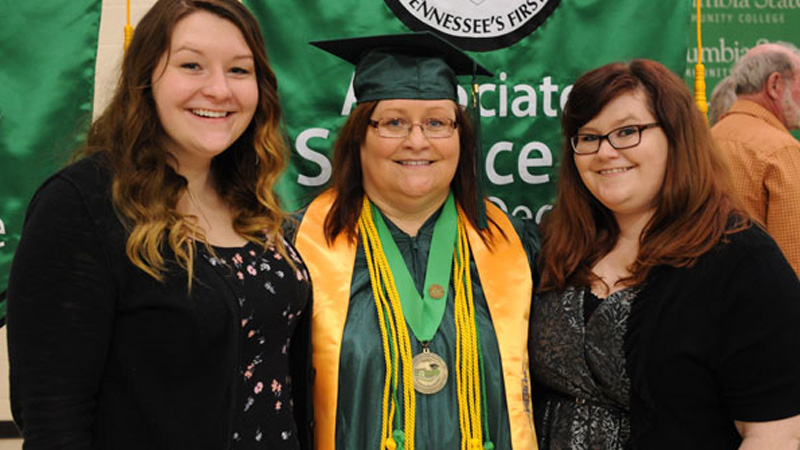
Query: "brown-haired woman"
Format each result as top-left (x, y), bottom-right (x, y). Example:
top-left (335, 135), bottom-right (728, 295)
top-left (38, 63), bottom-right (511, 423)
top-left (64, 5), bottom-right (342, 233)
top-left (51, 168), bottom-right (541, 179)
top-left (293, 33), bottom-right (539, 449)
top-left (7, 0), bottom-right (312, 448)
top-left (531, 59), bottom-right (800, 449)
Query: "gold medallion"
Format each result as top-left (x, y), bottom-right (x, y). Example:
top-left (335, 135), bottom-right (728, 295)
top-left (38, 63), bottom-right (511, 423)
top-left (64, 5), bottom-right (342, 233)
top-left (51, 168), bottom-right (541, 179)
top-left (428, 283), bottom-right (445, 299)
top-left (412, 350), bottom-right (448, 394)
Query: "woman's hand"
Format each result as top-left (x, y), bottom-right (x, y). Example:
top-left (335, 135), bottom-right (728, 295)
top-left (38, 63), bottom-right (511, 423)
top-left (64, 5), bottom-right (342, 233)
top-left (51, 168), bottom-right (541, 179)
top-left (736, 413), bottom-right (800, 450)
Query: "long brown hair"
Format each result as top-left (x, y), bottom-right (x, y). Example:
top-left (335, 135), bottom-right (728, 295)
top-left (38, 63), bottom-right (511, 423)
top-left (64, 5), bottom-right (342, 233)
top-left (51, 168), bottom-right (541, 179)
top-left (76, 0), bottom-right (290, 282)
top-left (323, 101), bottom-right (490, 243)
top-left (539, 59), bottom-right (748, 292)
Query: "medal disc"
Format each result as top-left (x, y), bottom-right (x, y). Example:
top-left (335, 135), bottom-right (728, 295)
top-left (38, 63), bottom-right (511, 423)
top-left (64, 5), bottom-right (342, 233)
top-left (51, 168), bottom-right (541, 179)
top-left (412, 351), bottom-right (448, 394)
top-left (428, 283), bottom-right (445, 299)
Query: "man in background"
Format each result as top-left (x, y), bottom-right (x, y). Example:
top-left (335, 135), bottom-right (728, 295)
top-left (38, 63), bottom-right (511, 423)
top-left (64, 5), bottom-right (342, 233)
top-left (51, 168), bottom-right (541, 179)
top-left (712, 42), bottom-right (800, 277)
top-left (708, 76), bottom-right (737, 126)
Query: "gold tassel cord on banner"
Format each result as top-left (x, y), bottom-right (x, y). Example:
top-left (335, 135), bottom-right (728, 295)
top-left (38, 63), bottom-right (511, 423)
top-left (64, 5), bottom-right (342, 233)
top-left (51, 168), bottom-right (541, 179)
top-left (124, 0), bottom-right (134, 52)
top-left (694, 0), bottom-right (708, 121)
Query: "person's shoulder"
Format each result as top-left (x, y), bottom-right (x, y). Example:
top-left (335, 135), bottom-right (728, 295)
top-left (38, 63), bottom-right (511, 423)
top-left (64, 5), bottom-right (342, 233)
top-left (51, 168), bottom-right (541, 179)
top-left (700, 222), bottom-right (782, 273)
top-left (486, 200), bottom-right (537, 228)
top-left (284, 190), bottom-right (332, 243)
top-left (712, 110), bottom-right (797, 155)
top-left (485, 200), bottom-right (540, 251)
top-left (722, 223), bottom-right (778, 253)
top-left (58, 152), bottom-right (112, 189)
top-left (648, 224), bottom-right (782, 297)
top-left (485, 200), bottom-right (518, 232)
top-left (38, 152), bottom-right (110, 193)
top-left (756, 126), bottom-right (800, 154)
top-left (30, 153), bottom-right (114, 221)
top-left (283, 209), bottom-right (307, 243)
top-left (712, 112), bottom-right (766, 135)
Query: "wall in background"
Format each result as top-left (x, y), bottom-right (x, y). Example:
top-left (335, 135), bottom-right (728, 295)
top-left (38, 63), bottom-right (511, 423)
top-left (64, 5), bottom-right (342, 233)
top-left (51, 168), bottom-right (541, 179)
top-left (94, 0), bottom-right (159, 117)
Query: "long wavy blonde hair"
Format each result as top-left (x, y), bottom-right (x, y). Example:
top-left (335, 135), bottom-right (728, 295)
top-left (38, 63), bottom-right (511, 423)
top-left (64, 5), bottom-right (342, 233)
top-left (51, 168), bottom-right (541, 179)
top-left (76, 0), bottom-right (291, 284)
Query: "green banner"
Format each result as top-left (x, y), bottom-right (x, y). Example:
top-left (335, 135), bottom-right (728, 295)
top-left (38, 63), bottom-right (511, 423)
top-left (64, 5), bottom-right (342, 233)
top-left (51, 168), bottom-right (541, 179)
top-left (22, 1), bottom-right (800, 308)
top-left (0, 1), bottom-right (102, 300)
top-left (247, 0), bottom-right (691, 222)
top-left (684, 0), bottom-right (800, 138)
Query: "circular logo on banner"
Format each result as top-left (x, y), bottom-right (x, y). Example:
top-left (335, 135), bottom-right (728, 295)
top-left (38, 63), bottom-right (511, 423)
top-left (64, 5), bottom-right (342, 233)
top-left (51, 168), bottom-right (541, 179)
top-left (384, 0), bottom-right (561, 52)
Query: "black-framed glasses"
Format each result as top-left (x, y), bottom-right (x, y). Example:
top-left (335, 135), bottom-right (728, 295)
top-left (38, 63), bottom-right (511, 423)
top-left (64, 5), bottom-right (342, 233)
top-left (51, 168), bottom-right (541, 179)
top-left (571, 122), bottom-right (660, 155)
top-left (368, 117), bottom-right (458, 139)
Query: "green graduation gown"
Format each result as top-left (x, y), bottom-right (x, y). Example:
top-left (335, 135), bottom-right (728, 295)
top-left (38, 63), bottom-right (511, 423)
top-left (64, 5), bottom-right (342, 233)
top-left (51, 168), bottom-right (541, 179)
top-left (295, 191), bottom-right (540, 450)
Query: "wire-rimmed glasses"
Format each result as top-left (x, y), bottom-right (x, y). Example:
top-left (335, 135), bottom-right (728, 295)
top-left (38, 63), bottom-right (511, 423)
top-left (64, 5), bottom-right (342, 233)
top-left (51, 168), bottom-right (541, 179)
top-left (368, 117), bottom-right (458, 139)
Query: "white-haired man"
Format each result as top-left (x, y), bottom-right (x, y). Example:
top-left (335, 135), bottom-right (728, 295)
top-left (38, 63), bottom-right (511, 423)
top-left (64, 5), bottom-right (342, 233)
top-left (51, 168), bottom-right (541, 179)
top-left (712, 42), bottom-right (800, 278)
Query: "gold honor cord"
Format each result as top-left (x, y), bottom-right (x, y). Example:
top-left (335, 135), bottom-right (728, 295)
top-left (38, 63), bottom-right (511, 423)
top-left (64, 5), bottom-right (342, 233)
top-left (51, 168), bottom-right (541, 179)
top-left (359, 198), bottom-right (492, 450)
top-left (454, 219), bottom-right (489, 450)
top-left (360, 199), bottom-right (416, 450)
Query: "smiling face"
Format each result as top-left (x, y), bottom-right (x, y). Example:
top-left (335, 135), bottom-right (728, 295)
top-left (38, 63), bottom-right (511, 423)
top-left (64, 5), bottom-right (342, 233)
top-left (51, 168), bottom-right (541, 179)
top-left (573, 89), bottom-right (669, 223)
top-left (360, 99), bottom-right (461, 212)
top-left (151, 10), bottom-right (258, 170)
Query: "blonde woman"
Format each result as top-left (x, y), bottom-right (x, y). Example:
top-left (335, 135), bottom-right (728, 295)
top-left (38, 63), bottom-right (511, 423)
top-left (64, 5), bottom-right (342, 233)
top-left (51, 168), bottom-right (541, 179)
top-left (7, 1), bottom-right (312, 448)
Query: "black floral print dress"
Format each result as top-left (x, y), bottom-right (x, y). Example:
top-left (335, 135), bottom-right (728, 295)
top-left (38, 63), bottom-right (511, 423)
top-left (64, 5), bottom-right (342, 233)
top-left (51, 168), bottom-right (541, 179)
top-left (204, 239), bottom-right (310, 450)
top-left (531, 286), bottom-right (634, 450)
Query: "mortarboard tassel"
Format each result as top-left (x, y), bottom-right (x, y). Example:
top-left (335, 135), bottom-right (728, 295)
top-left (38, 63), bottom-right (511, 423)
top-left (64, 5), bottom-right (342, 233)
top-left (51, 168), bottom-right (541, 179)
top-left (472, 63), bottom-right (488, 229)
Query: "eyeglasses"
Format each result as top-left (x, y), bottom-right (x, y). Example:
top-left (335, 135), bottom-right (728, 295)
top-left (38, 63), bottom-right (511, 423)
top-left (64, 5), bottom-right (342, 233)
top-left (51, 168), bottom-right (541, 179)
top-left (368, 117), bottom-right (458, 139)
top-left (571, 122), bottom-right (660, 155)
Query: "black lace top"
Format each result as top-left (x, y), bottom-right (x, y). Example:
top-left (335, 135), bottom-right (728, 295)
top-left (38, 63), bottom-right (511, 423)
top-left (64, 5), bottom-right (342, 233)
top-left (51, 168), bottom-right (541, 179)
top-left (531, 286), bottom-right (635, 449)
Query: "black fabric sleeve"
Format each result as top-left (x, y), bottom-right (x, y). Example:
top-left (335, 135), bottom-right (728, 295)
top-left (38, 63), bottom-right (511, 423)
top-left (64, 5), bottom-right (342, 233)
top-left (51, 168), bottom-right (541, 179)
top-left (718, 229), bottom-right (800, 422)
top-left (7, 175), bottom-right (117, 449)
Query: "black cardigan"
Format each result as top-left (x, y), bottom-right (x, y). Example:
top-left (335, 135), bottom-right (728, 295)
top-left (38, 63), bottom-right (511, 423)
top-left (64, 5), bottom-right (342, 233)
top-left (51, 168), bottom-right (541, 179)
top-left (625, 224), bottom-right (800, 448)
top-left (7, 155), bottom-right (314, 449)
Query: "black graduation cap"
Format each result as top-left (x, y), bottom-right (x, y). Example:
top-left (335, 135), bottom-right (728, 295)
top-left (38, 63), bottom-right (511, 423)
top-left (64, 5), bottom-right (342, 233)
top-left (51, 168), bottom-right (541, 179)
top-left (310, 31), bottom-right (492, 103)
top-left (311, 31), bottom-right (493, 228)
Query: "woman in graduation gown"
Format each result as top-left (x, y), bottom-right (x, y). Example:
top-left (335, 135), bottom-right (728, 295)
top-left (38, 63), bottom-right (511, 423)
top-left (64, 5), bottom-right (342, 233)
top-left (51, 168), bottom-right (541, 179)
top-left (292, 33), bottom-right (540, 450)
